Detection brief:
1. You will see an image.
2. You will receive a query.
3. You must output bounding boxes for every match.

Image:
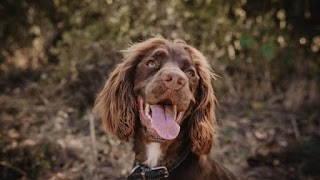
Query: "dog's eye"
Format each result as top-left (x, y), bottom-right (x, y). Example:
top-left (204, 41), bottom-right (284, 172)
top-left (146, 60), bottom-right (157, 68)
top-left (186, 69), bottom-right (195, 77)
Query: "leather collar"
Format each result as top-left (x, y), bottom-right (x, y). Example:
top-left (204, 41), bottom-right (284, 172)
top-left (127, 148), bottom-right (190, 180)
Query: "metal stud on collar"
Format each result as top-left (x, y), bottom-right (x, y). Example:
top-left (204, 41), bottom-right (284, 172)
top-left (149, 166), bottom-right (169, 178)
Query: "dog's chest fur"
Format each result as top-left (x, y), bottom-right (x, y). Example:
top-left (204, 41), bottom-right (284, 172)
top-left (144, 142), bottom-right (163, 167)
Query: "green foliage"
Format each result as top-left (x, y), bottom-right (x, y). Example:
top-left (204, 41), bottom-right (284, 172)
top-left (284, 52), bottom-right (295, 67)
top-left (240, 33), bottom-right (255, 49)
top-left (261, 42), bottom-right (277, 60)
top-left (1, 0), bottom-right (319, 94)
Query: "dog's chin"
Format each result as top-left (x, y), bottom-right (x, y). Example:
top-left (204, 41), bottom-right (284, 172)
top-left (144, 130), bottom-right (167, 143)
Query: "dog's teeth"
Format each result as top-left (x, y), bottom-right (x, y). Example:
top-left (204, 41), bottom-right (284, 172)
top-left (173, 105), bottom-right (177, 118)
top-left (145, 103), bottom-right (149, 115)
top-left (145, 103), bottom-right (152, 121)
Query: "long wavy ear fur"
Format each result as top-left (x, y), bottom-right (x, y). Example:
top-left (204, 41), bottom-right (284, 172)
top-left (185, 45), bottom-right (217, 155)
top-left (93, 38), bottom-right (169, 141)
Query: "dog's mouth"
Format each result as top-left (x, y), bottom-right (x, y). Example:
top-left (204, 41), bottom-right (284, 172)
top-left (138, 97), bottom-right (185, 140)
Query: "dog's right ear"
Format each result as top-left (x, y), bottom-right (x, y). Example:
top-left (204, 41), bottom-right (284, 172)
top-left (93, 58), bottom-right (137, 141)
top-left (93, 38), bottom-right (170, 141)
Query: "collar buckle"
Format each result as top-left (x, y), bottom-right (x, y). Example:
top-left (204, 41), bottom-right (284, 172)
top-left (128, 163), bottom-right (169, 180)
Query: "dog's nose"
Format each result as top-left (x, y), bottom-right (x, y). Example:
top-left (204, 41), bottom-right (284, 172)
top-left (161, 70), bottom-right (187, 90)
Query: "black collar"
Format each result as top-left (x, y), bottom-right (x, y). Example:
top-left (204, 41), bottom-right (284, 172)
top-left (127, 147), bottom-right (190, 180)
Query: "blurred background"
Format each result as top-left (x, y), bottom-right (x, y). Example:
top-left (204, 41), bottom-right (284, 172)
top-left (1, 0), bottom-right (319, 179)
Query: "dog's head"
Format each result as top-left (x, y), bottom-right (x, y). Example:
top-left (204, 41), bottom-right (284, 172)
top-left (94, 38), bottom-right (216, 154)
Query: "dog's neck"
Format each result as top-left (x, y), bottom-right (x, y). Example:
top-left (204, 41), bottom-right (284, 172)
top-left (133, 124), bottom-right (189, 168)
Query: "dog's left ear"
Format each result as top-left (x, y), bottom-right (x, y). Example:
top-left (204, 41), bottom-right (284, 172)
top-left (185, 46), bottom-right (217, 155)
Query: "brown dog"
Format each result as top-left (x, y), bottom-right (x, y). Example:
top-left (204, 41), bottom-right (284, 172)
top-left (94, 38), bottom-right (236, 179)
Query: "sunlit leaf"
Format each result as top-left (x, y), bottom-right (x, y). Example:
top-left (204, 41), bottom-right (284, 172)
top-left (250, 101), bottom-right (264, 110)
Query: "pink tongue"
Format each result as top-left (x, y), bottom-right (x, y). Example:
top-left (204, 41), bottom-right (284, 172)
top-left (150, 105), bottom-right (180, 140)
